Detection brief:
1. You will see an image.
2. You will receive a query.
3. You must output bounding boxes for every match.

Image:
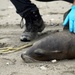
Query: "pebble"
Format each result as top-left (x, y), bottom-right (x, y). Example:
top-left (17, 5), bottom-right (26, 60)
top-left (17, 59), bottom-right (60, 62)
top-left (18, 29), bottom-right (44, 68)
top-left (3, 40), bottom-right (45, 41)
top-left (6, 62), bottom-right (9, 65)
top-left (51, 59), bottom-right (57, 63)
top-left (40, 66), bottom-right (47, 70)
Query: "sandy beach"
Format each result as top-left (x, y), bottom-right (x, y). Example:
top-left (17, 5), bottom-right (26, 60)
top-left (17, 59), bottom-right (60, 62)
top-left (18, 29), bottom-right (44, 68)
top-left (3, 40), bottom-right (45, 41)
top-left (0, 0), bottom-right (75, 75)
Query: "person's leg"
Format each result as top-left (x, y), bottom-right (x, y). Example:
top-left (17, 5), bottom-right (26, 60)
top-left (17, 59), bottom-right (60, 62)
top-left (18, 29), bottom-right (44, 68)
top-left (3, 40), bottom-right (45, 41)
top-left (10, 0), bottom-right (45, 41)
top-left (10, 0), bottom-right (38, 17)
top-left (64, 0), bottom-right (73, 3)
top-left (36, 0), bottom-right (73, 3)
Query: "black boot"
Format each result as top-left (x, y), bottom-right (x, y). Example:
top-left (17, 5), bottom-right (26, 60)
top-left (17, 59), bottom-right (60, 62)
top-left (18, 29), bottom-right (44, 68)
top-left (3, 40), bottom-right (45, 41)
top-left (20, 9), bottom-right (45, 42)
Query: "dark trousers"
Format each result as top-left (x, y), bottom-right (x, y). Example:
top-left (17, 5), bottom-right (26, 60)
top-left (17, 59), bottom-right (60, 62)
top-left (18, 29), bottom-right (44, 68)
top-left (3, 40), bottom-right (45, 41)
top-left (10, 0), bottom-right (73, 17)
top-left (10, 0), bottom-right (39, 17)
top-left (64, 0), bottom-right (73, 3)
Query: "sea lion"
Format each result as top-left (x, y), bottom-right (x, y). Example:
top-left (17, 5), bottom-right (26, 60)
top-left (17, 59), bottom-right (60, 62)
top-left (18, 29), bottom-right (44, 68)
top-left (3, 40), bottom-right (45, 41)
top-left (21, 30), bottom-right (75, 62)
top-left (21, 7), bottom-right (74, 63)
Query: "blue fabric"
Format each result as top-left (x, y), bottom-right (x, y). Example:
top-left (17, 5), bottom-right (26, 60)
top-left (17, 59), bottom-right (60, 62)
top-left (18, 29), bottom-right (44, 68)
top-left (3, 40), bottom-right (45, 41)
top-left (63, 6), bottom-right (75, 33)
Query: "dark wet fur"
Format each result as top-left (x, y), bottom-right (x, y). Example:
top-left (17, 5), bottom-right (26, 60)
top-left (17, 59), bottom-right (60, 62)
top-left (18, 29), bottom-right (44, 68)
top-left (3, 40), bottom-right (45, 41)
top-left (21, 30), bottom-right (75, 61)
top-left (21, 9), bottom-right (75, 61)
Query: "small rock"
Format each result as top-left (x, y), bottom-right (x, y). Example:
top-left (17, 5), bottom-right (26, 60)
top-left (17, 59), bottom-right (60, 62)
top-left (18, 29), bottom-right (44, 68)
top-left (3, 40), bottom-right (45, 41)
top-left (40, 66), bottom-right (47, 70)
top-left (50, 18), bottom-right (54, 26)
top-left (51, 59), bottom-right (57, 63)
top-left (6, 62), bottom-right (9, 65)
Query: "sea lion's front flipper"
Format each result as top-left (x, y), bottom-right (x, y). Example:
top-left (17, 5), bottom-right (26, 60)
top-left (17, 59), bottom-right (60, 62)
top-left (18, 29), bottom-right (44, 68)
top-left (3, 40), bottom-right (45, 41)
top-left (50, 50), bottom-right (62, 53)
top-left (34, 49), bottom-right (45, 56)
